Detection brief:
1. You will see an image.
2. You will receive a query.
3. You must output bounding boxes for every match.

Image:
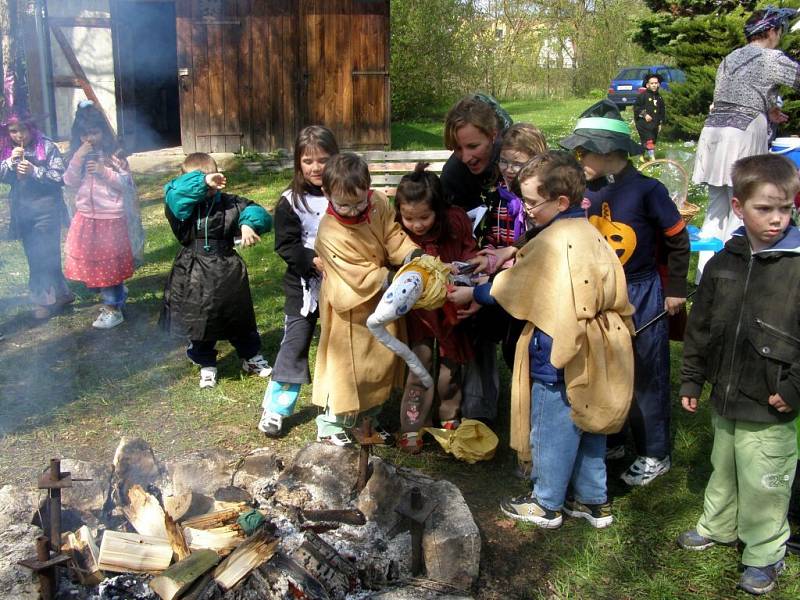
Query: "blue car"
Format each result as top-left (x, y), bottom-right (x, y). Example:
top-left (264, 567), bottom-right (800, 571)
top-left (607, 65), bottom-right (686, 108)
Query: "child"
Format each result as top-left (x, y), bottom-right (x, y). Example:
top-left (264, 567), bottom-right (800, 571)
top-left (160, 153), bottom-right (273, 388)
top-left (63, 102), bottom-right (135, 329)
top-left (561, 100), bottom-right (690, 486)
top-left (394, 163), bottom-right (479, 453)
top-left (448, 151), bottom-right (634, 528)
top-left (312, 152), bottom-right (420, 446)
top-left (0, 111), bottom-right (72, 319)
top-left (633, 73), bottom-right (666, 162)
top-left (678, 153), bottom-right (800, 596)
top-left (259, 125), bottom-right (338, 437)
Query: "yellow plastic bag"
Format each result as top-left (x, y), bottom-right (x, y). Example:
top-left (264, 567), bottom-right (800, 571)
top-left (422, 419), bottom-right (498, 464)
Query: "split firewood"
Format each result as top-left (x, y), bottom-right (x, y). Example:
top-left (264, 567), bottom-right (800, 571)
top-left (183, 525), bottom-right (243, 555)
top-left (124, 484), bottom-right (169, 539)
top-left (98, 530), bottom-right (173, 573)
top-left (165, 513), bottom-right (190, 561)
top-left (164, 491), bottom-right (214, 522)
top-left (181, 505), bottom-right (246, 530)
top-left (149, 549), bottom-right (220, 600)
top-left (62, 525), bottom-right (104, 585)
top-left (213, 529), bottom-right (277, 591)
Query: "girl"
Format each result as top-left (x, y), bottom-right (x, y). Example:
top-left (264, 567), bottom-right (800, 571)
top-left (259, 126), bottom-right (338, 437)
top-left (394, 163), bottom-right (479, 453)
top-left (63, 102), bottom-right (134, 329)
top-left (0, 111), bottom-right (71, 319)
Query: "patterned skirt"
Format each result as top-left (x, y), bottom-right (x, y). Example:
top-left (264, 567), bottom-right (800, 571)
top-left (64, 213), bottom-right (134, 288)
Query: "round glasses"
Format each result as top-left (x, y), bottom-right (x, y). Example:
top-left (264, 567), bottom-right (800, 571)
top-left (498, 157), bottom-right (529, 173)
top-left (330, 197), bottom-right (369, 216)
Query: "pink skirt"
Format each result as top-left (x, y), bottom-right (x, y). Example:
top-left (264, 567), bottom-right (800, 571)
top-left (64, 213), bottom-right (134, 288)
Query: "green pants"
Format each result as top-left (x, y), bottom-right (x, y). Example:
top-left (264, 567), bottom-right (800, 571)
top-left (315, 404), bottom-right (382, 438)
top-left (697, 413), bottom-right (797, 567)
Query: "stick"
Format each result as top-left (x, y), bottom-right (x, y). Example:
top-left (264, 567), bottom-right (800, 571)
top-left (634, 290), bottom-right (696, 336)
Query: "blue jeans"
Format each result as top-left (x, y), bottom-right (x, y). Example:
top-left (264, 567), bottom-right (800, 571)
top-left (530, 380), bottom-right (607, 511)
top-left (91, 283), bottom-right (127, 309)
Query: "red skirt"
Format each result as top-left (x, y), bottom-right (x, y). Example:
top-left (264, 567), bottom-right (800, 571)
top-left (64, 213), bottom-right (134, 288)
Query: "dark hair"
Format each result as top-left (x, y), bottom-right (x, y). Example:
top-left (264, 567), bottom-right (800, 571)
top-left (68, 102), bottom-right (118, 164)
top-left (395, 162), bottom-right (450, 237)
top-left (0, 111), bottom-right (47, 162)
top-left (732, 154), bottom-right (800, 204)
top-left (322, 152), bottom-right (370, 202)
top-left (444, 96), bottom-right (500, 150)
top-left (512, 150), bottom-right (586, 207)
top-left (182, 152), bottom-right (218, 174)
top-left (290, 125), bottom-right (339, 211)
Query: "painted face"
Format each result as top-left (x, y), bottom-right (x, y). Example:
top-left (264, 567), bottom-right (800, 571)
top-left (328, 187), bottom-right (370, 217)
top-left (7, 124), bottom-right (32, 147)
top-left (645, 77), bottom-right (660, 92)
top-left (399, 201), bottom-right (437, 237)
top-left (80, 127), bottom-right (104, 148)
top-left (519, 175), bottom-right (561, 228)
top-left (732, 183), bottom-right (794, 252)
top-left (300, 146), bottom-right (331, 187)
top-left (498, 149), bottom-right (532, 187)
top-left (453, 123), bottom-right (496, 175)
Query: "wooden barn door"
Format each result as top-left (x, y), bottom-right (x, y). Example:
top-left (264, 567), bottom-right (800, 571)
top-left (175, 0), bottom-right (251, 153)
top-left (300, 0), bottom-right (390, 149)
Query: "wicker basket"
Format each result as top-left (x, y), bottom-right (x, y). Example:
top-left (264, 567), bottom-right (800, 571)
top-left (678, 201), bottom-right (700, 224)
top-left (639, 159), bottom-right (697, 223)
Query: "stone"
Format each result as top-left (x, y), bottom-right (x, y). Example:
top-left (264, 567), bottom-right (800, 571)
top-left (357, 458), bottom-right (412, 529)
top-left (231, 448), bottom-right (283, 499)
top-left (0, 522), bottom-right (40, 600)
top-left (273, 443), bottom-right (359, 509)
top-left (60, 459), bottom-right (112, 515)
top-left (0, 484), bottom-right (38, 530)
top-left (111, 438), bottom-right (164, 505)
top-left (164, 448), bottom-right (236, 497)
top-left (370, 587), bottom-right (474, 600)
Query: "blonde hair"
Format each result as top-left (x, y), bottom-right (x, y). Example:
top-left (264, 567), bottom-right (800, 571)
top-left (732, 154), bottom-right (800, 203)
top-left (501, 123), bottom-right (547, 157)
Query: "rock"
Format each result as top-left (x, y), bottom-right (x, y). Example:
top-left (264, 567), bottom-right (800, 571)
top-left (274, 443), bottom-right (359, 509)
top-left (164, 448), bottom-right (236, 497)
top-left (111, 438), bottom-right (164, 505)
top-left (214, 485), bottom-right (252, 503)
top-left (60, 459), bottom-right (112, 515)
top-left (0, 522), bottom-right (40, 600)
top-left (231, 448), bottom-right (283, 498)
top-left (357, 458), bottom-right (411, 529)
top-left (370, 587), bottom-right (474, 600)
top-left (0, 484), bottom-right (38, 530)
top-left (422, 480), bottom-right (481, 591)
top-left (97, 573), bottom-right (157, 599)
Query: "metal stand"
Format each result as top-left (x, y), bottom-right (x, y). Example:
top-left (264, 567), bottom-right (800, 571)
top-left (395, 487), bottom-right (437, 576)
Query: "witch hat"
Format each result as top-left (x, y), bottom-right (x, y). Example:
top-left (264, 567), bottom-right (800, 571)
top-left (559, 99), bottom-right (643, 156)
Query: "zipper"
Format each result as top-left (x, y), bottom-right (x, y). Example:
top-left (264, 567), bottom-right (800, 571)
top-left (754, 317), bottom-right (800, 346)
top-left (722, 253), bottom-right (754, 413)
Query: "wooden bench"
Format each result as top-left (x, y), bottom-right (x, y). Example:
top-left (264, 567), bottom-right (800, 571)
top-left (360, 150), bottom-right (452, 198)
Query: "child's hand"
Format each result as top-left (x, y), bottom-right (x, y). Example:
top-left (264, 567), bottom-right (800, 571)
top-left (11, 147), bottom-right (24, 162)
top-left (86, 160), bottom-right (103, 177)
top-left (681, 396), bottom-right (698, 413)
top-left (239, 224), bottom-right (260, 247)
top-left (15, 159), bottom-right (32, 177)
top-left (664, 296), bottom-right (685, 315)
top-left (456, 299), bottom-right (482, 320)
top-left (468, 254), bottom-right (490, 274)
top-left (312, 256), bottom-right (325, 275)
top-left (205, 172), bottom-right (226, 190)
top-left (76, 141), bottom-right (93, 159)
top-left (768, 393), bottom-right (794, 413)
top-left (447, 286), bottom-right (475, 307)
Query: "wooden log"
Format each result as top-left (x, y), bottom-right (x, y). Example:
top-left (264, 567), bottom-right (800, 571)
top-left (124, 484), bottom-right (169, 539)
top-left (183, 525), bottom-right (243, 555)
top-left (164, 491), bottom-right (214, 522)
top-left (62, 526), bottom-right (104, 585)
top-left (149, 549), bottom-right (220, 600)
top-left (98, 531), bottom-right (173, 573)
top-left (181, 505), bottom-right (246, 530)
top-left (213, 529), bottom-right (277, 591)
top-left (165, 514), bottom-right (191, 561)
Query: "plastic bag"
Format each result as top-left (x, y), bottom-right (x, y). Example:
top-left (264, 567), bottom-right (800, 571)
top-left (423, 419), bottom-right (498, 464)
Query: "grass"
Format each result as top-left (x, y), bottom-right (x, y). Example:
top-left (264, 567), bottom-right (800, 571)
top-left (0, 97), bottom-right (798, 598)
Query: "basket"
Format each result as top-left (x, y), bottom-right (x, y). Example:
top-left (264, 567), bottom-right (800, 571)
top-left (639, 159), bottom-right (697, 223)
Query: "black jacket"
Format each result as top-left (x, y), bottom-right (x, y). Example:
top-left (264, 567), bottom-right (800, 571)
top-left (680, 227), bottom-right (800, 422)
top-left (633, 89), bottom-right (666, 134)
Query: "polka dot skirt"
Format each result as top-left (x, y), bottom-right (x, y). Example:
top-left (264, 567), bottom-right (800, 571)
top-left (64, 213), bottom-right (134, 288)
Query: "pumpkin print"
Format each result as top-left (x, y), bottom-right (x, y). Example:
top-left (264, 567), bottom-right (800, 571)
top-left (589, 201), bottom-right (637, 265)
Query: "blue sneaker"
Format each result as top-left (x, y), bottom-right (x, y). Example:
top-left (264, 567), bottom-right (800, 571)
top-left (738, 560), bottom-right (784, 595)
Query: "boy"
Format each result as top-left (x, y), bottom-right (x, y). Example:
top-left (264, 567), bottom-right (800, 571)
top-left (160, 153), bottom-right (273, 388)
top-left (678, 154), bottom-right (800, 596)
top-left (448, 152), bottom-right (635, 528)
top-left (633, 73), bottom-right (666, 162)
top-left (561, 100), bottom-right (690, 486)
top-left (312, 153), bottom-right (420, 446)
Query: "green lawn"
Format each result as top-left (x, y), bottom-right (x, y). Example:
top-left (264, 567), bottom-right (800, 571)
top-left (0, 97), bottom-right (798, 599)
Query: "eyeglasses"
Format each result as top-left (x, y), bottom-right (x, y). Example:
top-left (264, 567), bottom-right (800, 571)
top-left (522, 198), bottom-right (555, 216)
top-left (330, 197), bottom-right (369, 216)
top-left (498, 157), bottom-right (529, 173)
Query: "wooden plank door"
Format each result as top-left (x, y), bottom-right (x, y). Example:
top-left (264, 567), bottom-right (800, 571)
top-left (176, 0), bottom-right (251, 153)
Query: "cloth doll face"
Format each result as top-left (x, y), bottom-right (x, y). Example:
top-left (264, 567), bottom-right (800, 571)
top-left (300, 146), bottom-right (331, 188)
top-left (732, 183), bottom-right (793, 252)
top-left (498, 149), bottom-right (532, 188)
top-left (399, 200), bottom-right (436, 238)
top-left (452, 123), bottom-right (496, 175)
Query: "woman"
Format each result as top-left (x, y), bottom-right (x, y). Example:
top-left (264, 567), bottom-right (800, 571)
top-left (693, 7), bottom-right (800, 276)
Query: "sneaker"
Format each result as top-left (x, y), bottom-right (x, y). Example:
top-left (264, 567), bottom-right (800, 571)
top-left (563, 499), bottom-right (613, 528)
top-left (620, 455), bottom-right (671, 486)
top-left (500, 494), bottom-right (562, 528)
top-left (258, 409), bottom-right (283, 437)
top-left (441, 419), bottom-right (460, 431)
top-left (738, 560), bottom-right (785, 595)
top-left (316, 431), bottom-right (354, 447)
top-left (605, 444), bottom-right (626, 461)
top-left (398, 432), bottom-right (423, 454)
top-left (676, 529), bottom-right (732, 551)
top-left (242, 354), bottom-right (273, 378)
top-left (92, 307), bottom-right (124, 329)
top-left (199, 366), bottom-right (217, 389)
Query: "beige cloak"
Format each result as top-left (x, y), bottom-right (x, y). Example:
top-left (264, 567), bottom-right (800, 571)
top-left (312, 191), bottom-right (420, 415)
top-left (490, 217), bottom-right (635, 461)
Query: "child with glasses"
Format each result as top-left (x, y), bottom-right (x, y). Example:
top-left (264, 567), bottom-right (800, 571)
top-left (312, 153), bottom-right (421, 446)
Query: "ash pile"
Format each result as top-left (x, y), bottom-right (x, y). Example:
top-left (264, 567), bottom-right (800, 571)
top-left (2, 437), bottom-right (479, 600)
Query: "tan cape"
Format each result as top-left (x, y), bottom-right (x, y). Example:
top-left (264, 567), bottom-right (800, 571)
top-left (490, 217), bottom-right (636, 461)
top-left (312, 191), bottom-right (420, 416)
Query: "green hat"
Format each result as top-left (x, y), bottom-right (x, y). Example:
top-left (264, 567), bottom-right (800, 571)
top-left (559, 99), bottom-right (643, 156)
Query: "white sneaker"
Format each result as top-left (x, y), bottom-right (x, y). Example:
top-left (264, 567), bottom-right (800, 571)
top-left (92, 307), bottom-right (124, 329)
top-left (242, 354), bottom-right (273, 378)
top-left (199, 366), bottom-right (217, 389)
top-left (620, 455), bottom-right (671, 486)
top-left (258, 409), bottom-right (283, 437)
